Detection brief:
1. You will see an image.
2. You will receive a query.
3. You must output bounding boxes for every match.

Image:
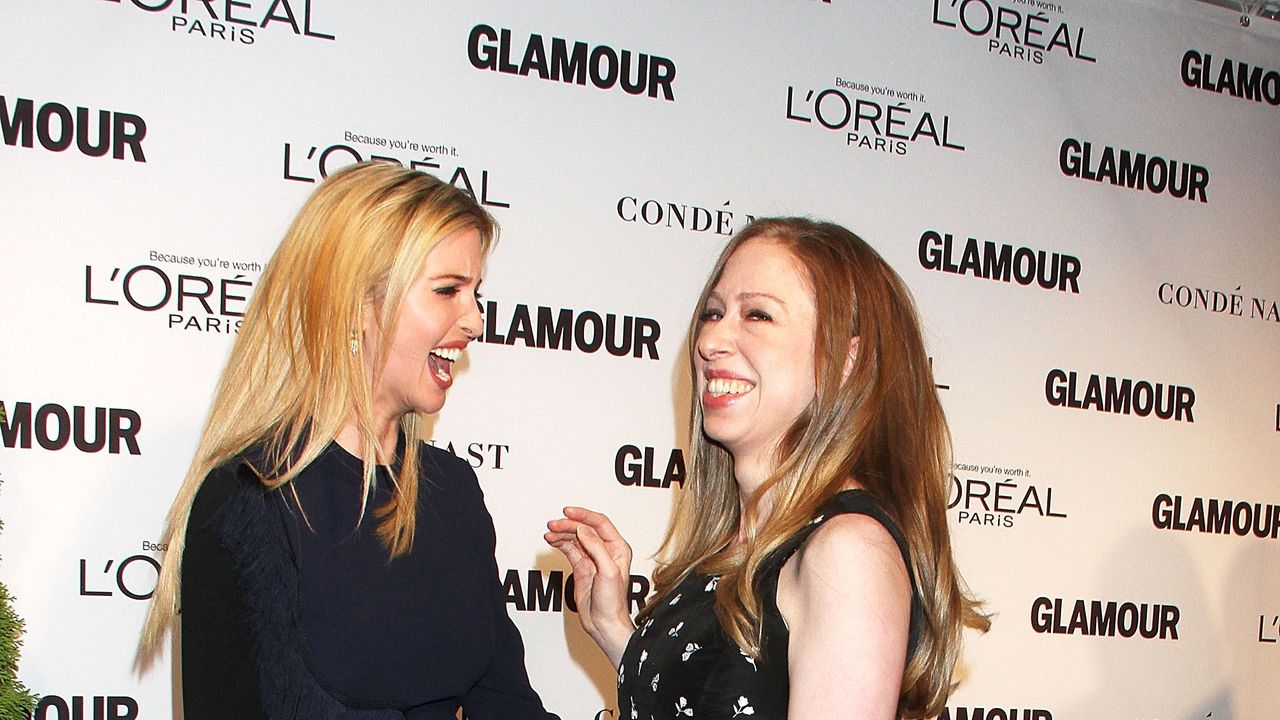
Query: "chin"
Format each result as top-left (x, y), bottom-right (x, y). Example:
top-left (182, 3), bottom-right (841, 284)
top-left (700, 424), bottom-right (740, 451)
top-left (413, 395), bottom-right (447, 416)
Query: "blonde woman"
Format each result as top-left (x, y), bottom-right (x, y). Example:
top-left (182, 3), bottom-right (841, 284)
top-left (547, 218), bottom-right (988, 719)
top-left (139, 163), bottom-right (558, 720)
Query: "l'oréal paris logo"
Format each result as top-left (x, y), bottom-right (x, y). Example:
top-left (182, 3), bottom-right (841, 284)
top-left (99, 0), bottom-right (335, 45)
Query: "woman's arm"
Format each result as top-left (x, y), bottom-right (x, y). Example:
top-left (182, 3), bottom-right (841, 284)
top-left (544, 506), bottom-right (636, 667)
top-left (460, 591), bottom-right (560, 720)
top-left (776, 513), bottom-right (912, 720)
top-left (180, 464), bottom-right (267, 720)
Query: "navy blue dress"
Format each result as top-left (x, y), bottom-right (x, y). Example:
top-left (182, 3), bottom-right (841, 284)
top-left (181, 440), bottom-right (557, 720)
top-left (615, 490), bottom-right (922, 720)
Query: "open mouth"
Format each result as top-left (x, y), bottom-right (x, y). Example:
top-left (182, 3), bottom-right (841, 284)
top-left (428, 346), bottom-right (461, 384)
top-left (706, 377), bottom-right (755, 397)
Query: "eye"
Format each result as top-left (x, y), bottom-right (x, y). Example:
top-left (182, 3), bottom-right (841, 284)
top-left (475, 290), bottom-right (485, 313)
top-left (698, 307), bottom-right (723, 322)
top-left (745, 308), bottom-right (772, 321)
top-left (433, 286), bottom-right (460, 297)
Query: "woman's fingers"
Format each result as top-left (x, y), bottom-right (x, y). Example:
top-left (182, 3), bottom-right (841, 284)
top-left (562, 506), bottom-right (627, 543)
top-left (548, 508), bottom-right (632, 581)
top-left (573, 524), bottom-right (606, 562)
top-left (546, 537), bottom-right (586, 567)
top-left (544, 523), bottom-right (581, 542)
top-left (546, 516), bottom-right (579, 531)
top-left (575, 524), bottom-right (628, 582)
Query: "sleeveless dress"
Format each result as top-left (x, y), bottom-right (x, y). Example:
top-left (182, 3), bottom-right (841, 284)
top-left (616, 490), bottom-right (923, 720)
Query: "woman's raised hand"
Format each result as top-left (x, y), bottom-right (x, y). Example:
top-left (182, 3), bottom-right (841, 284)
top-left (544, 506), bottom-right (637, 667)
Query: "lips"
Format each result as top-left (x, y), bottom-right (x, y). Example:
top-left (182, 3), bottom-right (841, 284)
top-left (701, 370), bottom-right (755, 410)
top-left (427, 346), bottom-right (463, 388)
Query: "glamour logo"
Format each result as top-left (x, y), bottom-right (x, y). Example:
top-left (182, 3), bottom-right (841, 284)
top-left (940, 708), bottom-right (1052, 720)
top-left (427, 440), bottom-right (509, 470)
top-left (99, 0), bottom-right (334, 45)
top-left (478, 300), bottom-right (661, 360)
top-left (1, 96), bottom-right (145, 161)
top-left (616, 445), bottom-right (685, 489)
top-left (786, 84), bottom-right (964, 156)
top-left (1181, 50), bottom-right (1279, 107)
top-left (0, 400), bottom-right (141, 455)
top-left (918, 230), bottom-right (1081, 293)
top-left (930, 0), bottom-right (1096, 65)
top-left (1152, 494), bottom-right (1280, 540)
top-left (85, 262), bottom-right (254, 334)
top-left (283, 144), bottom-right (510, 208)
top-left (502, 569), bottom-right (651, 613)
top-left (616, 196), bottom-right (757, 237)
top-left (32, 695), bottom-right (139, 720)
top-left (1030, 597), bottom-right (1180, 639)
top-left (1044, 370), bottom-right (1195, 423)
top-left (949, 469), bottom-right (1067, 528)
top-left (1157, 283), bottom-right (1279, 324)
top-left (1059, 138), bottom-right (1209, 203)
top-left (467, 24), bottom-right (676, 101)
top-left (928, 357), bottom-right (952, 392)
top-left (1259, 613), bottom-right (1279, 643)
top-left (79, 554), bottom-right (161, 600)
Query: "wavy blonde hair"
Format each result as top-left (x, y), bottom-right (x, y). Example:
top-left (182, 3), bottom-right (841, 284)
top-left (138, 162), bottom-right (496, 661)
top-left (646, 218), bottom-right (988, 718)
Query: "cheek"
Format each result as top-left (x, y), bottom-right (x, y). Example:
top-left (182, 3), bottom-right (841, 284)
top-left (788, 349), bottom-right (818, 407)
top-left (392, 325), bottom-right (426, 358)
top-left (399, 306), bottom-right (445, 350)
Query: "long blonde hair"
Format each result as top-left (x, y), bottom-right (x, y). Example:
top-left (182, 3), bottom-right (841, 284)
top-left (648, 218), bottom-right (988, 718)
top-left (138, 162), bottom-right (496, 660)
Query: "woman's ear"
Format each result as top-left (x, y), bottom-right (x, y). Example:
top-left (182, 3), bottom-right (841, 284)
top-left (842, 336), bottom-right (860, 380)
top-left (359, 300), bottom-right (382, 358)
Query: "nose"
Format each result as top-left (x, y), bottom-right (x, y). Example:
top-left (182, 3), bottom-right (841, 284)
top-left (460, 296), bottom-right (484, 340)
top-left (696, 314), bottom-right (734, 362)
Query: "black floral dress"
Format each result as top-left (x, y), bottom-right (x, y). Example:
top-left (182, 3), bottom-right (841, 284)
top-left (616, 490), bottom-right (922, 720)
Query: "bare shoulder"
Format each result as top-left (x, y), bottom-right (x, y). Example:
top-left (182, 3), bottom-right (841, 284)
top-left (791, 512), bottom-right (910, 594)
top-left (773, 507), bottom-right (916, 614)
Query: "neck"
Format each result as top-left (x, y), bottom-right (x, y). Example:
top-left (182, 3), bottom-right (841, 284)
top-left (732, 446), bottom-right (777, 528)
top-left (335, 413), bottom-right (401, 463)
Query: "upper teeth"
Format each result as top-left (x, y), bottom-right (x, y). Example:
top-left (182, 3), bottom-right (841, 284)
top-left (431, 347), bottom-right (461, 362)
top-left (707, 378), bottom-right (754, 396)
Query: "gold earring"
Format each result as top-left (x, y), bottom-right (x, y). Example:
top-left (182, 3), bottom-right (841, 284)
top-left (350, 329), bottom-right (359, 356)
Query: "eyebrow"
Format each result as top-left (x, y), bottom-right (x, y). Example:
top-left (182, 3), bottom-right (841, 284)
top-left (708, 290), bottom-right (787, 306)
top-left (429, 273), bottom-right (476, 284)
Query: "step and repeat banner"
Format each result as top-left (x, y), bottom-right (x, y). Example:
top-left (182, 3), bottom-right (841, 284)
top-left (2, 1), bottom-right (1278, 719)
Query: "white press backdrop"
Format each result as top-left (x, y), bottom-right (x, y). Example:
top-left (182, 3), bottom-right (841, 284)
top-left (1, 1), bottom-right (1278, 719)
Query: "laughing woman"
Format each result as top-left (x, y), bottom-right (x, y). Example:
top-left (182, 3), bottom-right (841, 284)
top-left (548, 218), bottom-right (988, 719)
top-left (138, 162), bottom-right (558, 720)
